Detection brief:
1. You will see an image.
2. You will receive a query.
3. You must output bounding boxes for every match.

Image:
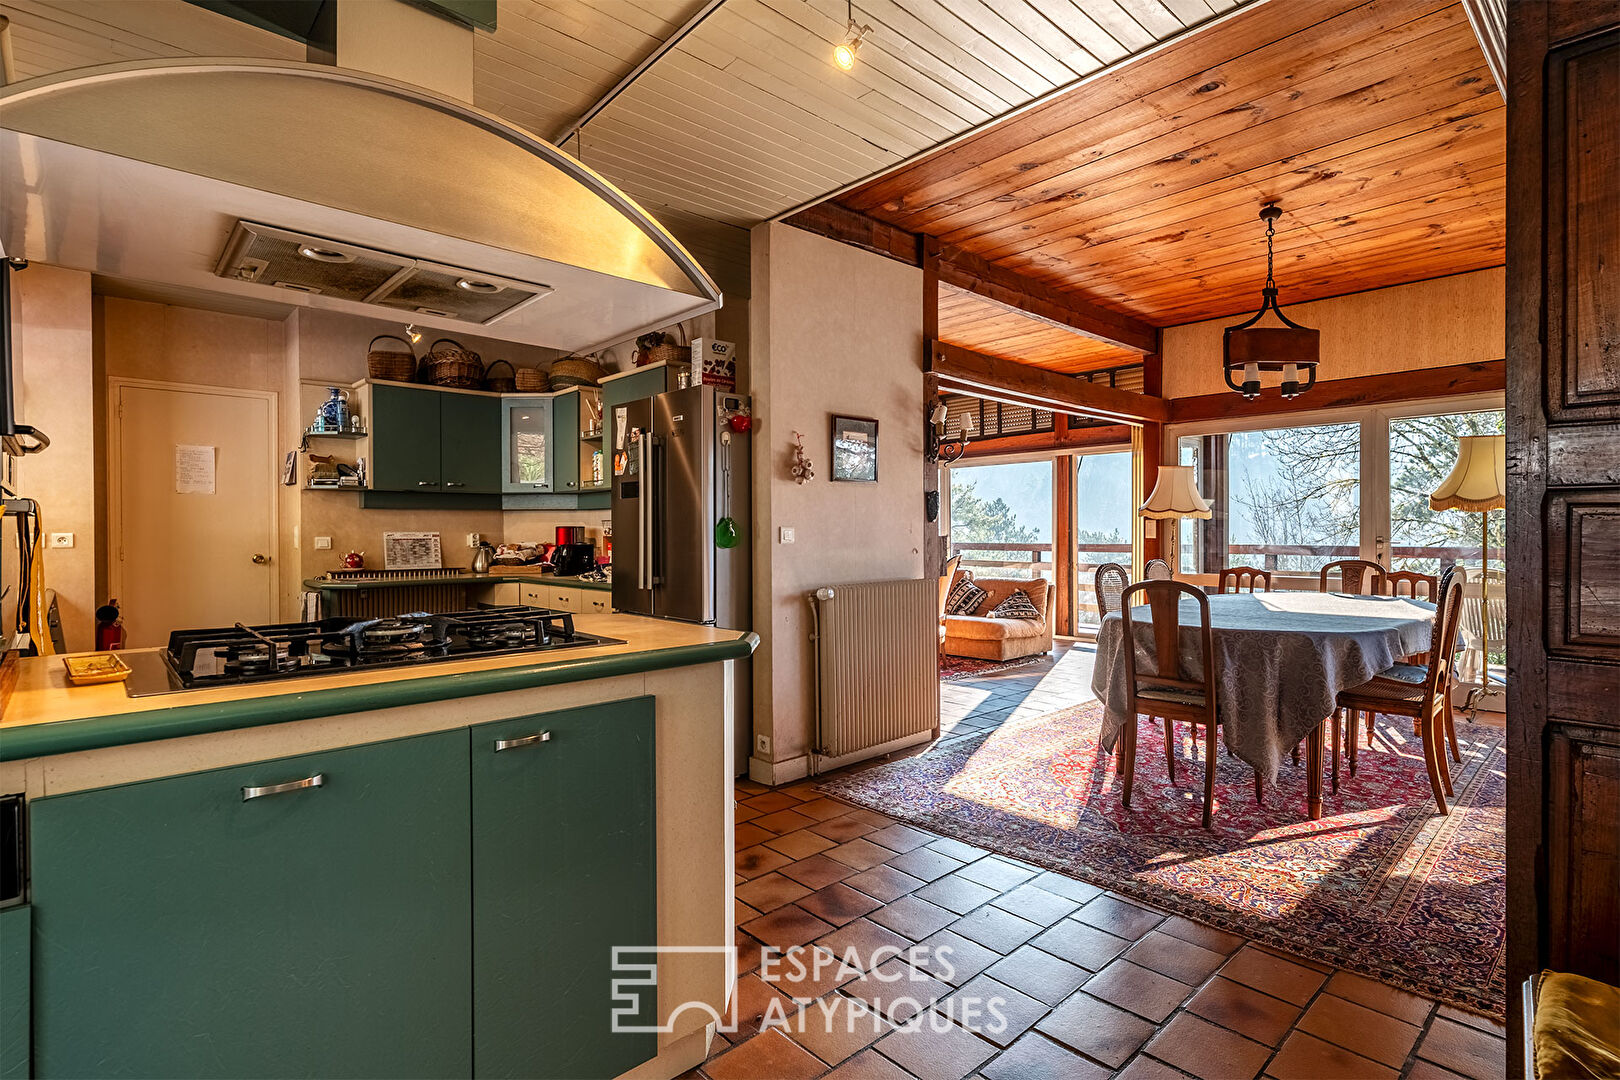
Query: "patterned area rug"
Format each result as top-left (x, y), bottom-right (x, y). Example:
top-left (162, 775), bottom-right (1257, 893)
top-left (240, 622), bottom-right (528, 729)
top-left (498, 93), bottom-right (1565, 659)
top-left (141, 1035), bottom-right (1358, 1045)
top-left (819, 701), bottom-right (1507, 1018)
top-left (939, 653), bottom-right (1044, 680)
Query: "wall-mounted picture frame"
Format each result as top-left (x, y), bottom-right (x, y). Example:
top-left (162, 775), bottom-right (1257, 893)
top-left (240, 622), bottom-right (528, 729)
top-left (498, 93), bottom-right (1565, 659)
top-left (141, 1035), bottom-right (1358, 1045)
top-left (831, 414), bottom-right (879, 483)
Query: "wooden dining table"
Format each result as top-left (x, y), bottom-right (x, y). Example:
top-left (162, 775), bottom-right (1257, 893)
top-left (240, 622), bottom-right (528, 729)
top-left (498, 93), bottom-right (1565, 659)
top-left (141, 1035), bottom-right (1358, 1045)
top-left (1091, 591), bottom-right (1437, 819)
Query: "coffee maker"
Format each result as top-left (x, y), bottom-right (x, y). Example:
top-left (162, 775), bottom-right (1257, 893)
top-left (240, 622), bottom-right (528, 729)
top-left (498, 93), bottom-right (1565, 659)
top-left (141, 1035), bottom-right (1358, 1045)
top-left (552, 543), bottom-right (596, 577)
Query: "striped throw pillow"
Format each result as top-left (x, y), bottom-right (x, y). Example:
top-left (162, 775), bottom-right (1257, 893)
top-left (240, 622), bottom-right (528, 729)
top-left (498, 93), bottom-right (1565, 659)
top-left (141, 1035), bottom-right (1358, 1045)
top-left (944, 578), bottom-right (989, 616)
top-left (988, 588), bottom-right (1041, 621)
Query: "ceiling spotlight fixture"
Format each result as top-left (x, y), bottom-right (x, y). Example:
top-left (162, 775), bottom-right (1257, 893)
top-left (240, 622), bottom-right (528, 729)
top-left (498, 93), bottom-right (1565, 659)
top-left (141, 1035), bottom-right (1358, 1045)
top-left (834, 0), bottom-right (872, 71)
top-left (404, 323), bottom-right (422, 344)
top-left (1222, 204), bottom-right (1319, 400)
top-left (297, 244), bottom-right (352, 263)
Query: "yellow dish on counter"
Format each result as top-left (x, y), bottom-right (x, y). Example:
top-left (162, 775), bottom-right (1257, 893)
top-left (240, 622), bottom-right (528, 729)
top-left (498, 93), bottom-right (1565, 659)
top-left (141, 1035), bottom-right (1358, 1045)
top-left (62, 653), bottom-right (133, 686)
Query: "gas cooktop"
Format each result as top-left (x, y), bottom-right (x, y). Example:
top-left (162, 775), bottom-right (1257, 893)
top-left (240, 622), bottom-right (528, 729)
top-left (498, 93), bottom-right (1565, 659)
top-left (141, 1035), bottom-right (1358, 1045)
top-left (124, 607), bottom-right (624, 697)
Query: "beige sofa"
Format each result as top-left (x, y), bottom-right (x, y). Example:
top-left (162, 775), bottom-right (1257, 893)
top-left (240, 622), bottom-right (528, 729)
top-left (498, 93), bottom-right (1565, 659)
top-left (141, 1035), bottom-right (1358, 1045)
top-left (942, 574), bottom-right (1054, 661)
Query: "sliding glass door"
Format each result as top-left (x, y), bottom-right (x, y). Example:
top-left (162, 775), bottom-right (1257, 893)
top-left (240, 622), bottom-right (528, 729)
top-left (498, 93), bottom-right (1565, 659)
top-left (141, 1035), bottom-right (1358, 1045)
top-left (947, 460), bottom-right (1054, 582)
top-left (1073, 450), bottom-right (1132, 628)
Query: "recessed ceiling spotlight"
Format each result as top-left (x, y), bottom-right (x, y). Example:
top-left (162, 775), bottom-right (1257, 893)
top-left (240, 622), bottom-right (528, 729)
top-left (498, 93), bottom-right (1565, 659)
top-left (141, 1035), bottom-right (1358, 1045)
top-left (834, 1), bottom-right (872, 71)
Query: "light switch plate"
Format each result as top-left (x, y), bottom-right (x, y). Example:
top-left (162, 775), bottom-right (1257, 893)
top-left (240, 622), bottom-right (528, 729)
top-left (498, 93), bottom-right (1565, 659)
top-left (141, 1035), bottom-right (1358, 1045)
top-left (47, 532), bottom-right (74, 548)
top-left (313, 536), bottom-right (332, 550)
top-left (779, 527), bottom-right (795, 544)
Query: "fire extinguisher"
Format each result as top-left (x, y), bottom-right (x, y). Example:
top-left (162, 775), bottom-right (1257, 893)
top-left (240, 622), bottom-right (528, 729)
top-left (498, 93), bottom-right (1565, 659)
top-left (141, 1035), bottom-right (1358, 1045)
top-left (95, 600), bottom-right (125, 651)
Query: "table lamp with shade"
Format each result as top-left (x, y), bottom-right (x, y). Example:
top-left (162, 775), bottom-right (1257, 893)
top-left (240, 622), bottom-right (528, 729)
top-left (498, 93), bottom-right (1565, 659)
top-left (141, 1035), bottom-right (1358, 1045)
top-left (1429, 433), bottom-right (1506, 707)
top-left (1139, 465), bottom-right (1212, 574)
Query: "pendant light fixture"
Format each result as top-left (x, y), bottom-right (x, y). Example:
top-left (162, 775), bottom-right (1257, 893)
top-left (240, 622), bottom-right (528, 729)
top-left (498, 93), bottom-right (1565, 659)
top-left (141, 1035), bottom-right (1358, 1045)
top-left (1222, 205), bottom-right (1319, 400)
top-left (834, 0), bottom-right (872, 71)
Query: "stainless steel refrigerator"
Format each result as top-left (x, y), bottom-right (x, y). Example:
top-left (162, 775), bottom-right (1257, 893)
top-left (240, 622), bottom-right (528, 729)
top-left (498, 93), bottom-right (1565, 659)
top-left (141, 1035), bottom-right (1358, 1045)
top-left (611, 385), bottom-right (751, 629)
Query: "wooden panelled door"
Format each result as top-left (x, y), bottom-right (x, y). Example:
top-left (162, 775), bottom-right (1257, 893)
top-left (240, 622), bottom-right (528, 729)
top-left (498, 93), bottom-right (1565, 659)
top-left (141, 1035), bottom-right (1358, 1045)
top-left (112, 381), bottom-right (278, 646)
top-left (1505, 1), bottom-right (1619, 1071)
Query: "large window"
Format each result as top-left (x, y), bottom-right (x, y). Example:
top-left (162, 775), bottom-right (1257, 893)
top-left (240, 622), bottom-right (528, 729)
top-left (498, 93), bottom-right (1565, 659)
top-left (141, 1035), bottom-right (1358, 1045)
top-left (1074, 451), bottom-right (1132, 626)
top-left (1178, 422), bottom-right (1362, 574)
top-left (948, 461), bottom-right (1052, 581)
top-left (1388, 409), bottom-right (1505, 575)
top-left (1172, 397), bottom-right (1507, 691)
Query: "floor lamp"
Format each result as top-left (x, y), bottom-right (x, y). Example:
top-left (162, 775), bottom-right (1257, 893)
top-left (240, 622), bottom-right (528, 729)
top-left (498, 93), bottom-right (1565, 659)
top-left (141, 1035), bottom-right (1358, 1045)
top-left (1429, 433), bottom-right (1505, 709)
top-left (1139, 465), bottom-right (1212, 575)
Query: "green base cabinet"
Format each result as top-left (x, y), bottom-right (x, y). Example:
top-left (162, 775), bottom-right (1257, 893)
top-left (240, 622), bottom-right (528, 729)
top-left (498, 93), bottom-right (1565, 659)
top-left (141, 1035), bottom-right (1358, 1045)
top-left (471, 698), bottom-right (657, 1079)
top-left (28, 732), bottom-right (473, 1079)
top-left (0, 906), bottom-right (27, 1080)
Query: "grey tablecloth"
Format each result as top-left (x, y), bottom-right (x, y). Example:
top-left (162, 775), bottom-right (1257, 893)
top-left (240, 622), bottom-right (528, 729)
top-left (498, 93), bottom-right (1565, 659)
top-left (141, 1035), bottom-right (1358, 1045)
top-left (1092, 592), bottom-right (1436, 781)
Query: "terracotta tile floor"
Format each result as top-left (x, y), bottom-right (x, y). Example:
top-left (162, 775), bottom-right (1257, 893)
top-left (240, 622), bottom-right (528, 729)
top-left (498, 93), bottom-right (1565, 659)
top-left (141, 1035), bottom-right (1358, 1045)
top-left (689, 644), bottom-right (1508, 1080)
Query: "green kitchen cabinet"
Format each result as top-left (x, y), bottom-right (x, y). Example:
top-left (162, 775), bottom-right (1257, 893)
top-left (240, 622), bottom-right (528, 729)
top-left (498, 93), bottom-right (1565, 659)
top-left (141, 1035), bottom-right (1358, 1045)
top-left (28, 731), bottom-right (472, 1079)
top-left (370, 381), bottom-right (445, 491)
top-left (441, 391), bottom-right (501, 493)
top-left (373, 383), bottom-right (499, 494)
top-left (501, 395), bottom-right (553, 492)
top-left (0, 906), bottom-right (27, 1080)
top-left (470, 698), bottom-right (657, 1079)
top-left (551, 391), bottom-right (581, 493)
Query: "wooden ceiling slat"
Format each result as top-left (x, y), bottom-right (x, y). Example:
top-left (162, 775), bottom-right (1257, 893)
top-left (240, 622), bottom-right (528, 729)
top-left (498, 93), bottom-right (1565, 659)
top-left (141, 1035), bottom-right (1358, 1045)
top-left (892, 1), bottom-right (1475, 236)
top-left (849, 0), bottom-right (1035, 107)
top-left (928, 0), bottom-right (1082, 86)
top-left (991, 0), bottom-right (1106, 77)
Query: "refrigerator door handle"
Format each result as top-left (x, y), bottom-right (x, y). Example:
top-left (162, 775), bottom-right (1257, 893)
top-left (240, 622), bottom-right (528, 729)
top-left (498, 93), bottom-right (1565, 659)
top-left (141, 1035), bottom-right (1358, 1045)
top-left (638, 433), bottom-right (652, 591)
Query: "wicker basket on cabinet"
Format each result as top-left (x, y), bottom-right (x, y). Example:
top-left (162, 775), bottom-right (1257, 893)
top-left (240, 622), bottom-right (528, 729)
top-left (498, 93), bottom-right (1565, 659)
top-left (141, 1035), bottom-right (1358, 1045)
top-left (421, 339), bottom-right (484, 389)
top-left (483, 359), bottom-right (516, 392)
top-left (549, 355), bottom-right (605, 390)
top-left (514, 366), bottom-right (549, 391)
top-left (366, 335), bottom-right (418, 382)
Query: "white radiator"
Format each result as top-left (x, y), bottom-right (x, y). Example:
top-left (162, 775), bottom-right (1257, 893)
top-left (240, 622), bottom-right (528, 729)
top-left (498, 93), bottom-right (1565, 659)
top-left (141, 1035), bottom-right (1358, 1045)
top-left (809, 578), bottom-right (940, 764)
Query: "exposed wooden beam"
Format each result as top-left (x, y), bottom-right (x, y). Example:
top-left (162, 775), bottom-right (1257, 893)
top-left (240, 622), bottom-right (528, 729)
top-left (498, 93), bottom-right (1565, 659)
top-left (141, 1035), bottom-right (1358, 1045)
top-left (786, 202), bottom-right (1157, 354)
top-left (936, 247), bottom-right (1157, 355)
top-left (784, 202), bottom-right (921, 267)
top-left (1167, 359), bottom-right (1506, 423)
top-left (933, 341), bottom-right (1169, 426)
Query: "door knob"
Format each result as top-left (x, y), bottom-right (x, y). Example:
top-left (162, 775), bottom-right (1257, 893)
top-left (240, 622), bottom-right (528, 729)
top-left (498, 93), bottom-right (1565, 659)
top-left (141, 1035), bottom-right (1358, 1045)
top-left (251, 553), bottom-right (270, 565)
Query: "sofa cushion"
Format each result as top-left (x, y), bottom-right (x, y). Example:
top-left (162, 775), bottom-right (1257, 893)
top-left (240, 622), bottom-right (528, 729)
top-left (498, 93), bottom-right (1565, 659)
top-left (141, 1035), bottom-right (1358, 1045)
top-left (974, 577), bottom-right (1048, 616)
top-left (944, 578), bottom-right (989, 616)
top-left (945, 614), bottom-right (1048, 641)
top-left (988, 588), bottom-right (1042, 621)
top-left (1534, 970), bottom-right (1620, 1080)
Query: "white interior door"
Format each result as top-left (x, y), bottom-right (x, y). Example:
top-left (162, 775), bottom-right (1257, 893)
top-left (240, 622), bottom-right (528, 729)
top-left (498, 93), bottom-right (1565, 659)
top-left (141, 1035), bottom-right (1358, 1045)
top-left (113, 381), bottom-right (278, 647)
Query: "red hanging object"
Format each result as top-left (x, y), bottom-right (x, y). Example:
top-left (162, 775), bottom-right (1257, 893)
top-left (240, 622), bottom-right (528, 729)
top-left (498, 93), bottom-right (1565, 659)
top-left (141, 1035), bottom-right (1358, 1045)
top-left (729, 413), bottom-right (753, 434)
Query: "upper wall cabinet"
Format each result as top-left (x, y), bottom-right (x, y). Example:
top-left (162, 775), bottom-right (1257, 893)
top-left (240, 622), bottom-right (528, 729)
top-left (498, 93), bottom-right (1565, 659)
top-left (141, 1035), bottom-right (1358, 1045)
top-left (501, 394), bottom-right (579, 495)
top-left (370, 383), bottom-right (499, 495)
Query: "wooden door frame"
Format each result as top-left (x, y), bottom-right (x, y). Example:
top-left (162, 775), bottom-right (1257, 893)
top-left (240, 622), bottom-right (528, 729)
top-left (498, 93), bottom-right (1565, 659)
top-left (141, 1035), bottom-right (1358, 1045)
top-left (106, 377), bottom-right (282, 624)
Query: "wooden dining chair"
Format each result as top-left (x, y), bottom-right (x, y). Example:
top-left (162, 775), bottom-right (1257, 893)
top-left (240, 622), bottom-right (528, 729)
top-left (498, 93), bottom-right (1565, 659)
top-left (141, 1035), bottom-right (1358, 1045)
top-left (1218, 566), bottom-right (1272, 593)
top-left (1118, 580), bottom-right (1261, 829)
top-left (1319, 559), bottom-right (1387, 595)
top-left (1144, 558), bottom-right (1173, 581)
top-left (1094, 563), bottom-right (1129, 620)
top-left (1355, 565), bottom-right (1462, 763)
top-left (1333, 576), bottom-right (1465, 814)
top-left (1385, 569), bottom-right (1440, 601)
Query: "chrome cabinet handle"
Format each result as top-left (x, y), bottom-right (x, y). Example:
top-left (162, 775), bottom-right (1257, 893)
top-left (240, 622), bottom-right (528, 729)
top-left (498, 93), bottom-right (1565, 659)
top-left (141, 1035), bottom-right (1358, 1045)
top-left (444, 481), bottom-right (466, 488)
top-left (494, 731), bottom-right (552, 752)
top-left (418, 480), bottom-right (439, 487)
top-left (242, 773), bottom-right (324, 801)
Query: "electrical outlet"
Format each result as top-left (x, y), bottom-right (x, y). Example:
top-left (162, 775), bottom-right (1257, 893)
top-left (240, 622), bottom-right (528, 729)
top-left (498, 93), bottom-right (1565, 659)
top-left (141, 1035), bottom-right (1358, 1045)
top-left (755, 734), bottom-right (771, 755)
top-left (47, 532), bottom-right (75, 549)
top-left (468, 532), bottom-right (482, 548)
top-left (313, 536), bottom-right (332, 550)
top-left (779, 527), bottom-right (795, 544)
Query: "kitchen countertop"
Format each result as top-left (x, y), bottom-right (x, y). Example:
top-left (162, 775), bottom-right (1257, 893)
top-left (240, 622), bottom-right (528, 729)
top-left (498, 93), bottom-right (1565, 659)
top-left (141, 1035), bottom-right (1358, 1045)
top-left (303, 571), bottom-right (612, 591)
top-left (0, 613), bottom-right (755, 761)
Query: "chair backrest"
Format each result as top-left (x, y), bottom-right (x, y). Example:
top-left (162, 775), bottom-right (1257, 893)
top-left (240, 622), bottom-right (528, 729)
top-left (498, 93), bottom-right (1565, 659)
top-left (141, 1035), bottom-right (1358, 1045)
top-left (1319, 559), bottom-right (1387, 595)
top-left (1119, 580), bottom-right (1215, 707)
top-left (1385, 569), bottom-right (1439, 600)
top-left (1094, 563), bottom-right (1129, 619)
top-left (1423, 578), bottom-right (1467, 712)
top-left (938, 555), bottom-right (962, 620)
top-left (1218, 566), bottom-right (1272, 593)
top-left (1144, 558), bottom-right (1173, 581)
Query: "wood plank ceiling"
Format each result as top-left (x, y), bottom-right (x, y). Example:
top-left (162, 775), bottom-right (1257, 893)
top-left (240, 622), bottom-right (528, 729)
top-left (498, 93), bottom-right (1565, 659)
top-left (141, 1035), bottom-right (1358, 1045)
top-left (838, 0), bottom-right (1506, 348)
top-left (0, 0), bottom-right (1254, 298)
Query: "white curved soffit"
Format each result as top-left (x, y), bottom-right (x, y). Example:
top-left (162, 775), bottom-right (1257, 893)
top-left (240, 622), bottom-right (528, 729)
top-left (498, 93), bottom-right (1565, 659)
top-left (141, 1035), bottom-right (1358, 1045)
top-left (0, 59), bottom-right (720, 347)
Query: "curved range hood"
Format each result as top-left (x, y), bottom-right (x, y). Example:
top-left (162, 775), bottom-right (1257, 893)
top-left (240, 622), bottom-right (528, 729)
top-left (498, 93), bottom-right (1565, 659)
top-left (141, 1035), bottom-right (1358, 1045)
top-left (0, 59), bottom-right (721, 351)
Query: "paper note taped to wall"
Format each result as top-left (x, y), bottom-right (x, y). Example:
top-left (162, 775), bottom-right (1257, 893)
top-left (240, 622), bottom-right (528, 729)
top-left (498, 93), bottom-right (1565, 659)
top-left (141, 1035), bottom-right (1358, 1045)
top-left (174, 444), bottom-right (216, 495)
